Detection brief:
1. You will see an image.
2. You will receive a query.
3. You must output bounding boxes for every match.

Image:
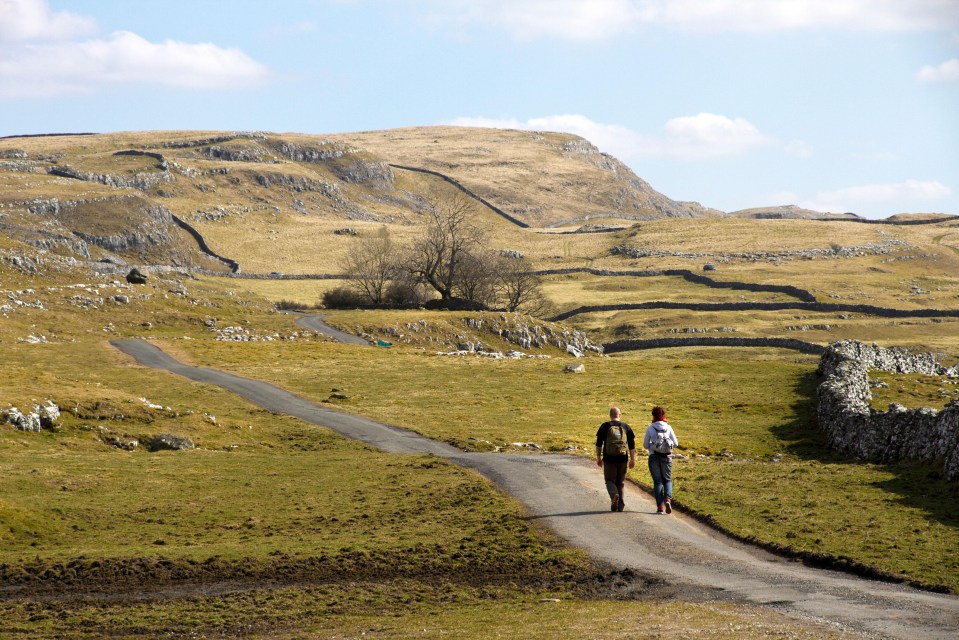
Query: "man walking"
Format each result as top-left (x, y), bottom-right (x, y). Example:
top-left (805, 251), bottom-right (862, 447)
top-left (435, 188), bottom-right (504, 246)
top-left (595, 407), bottom-right (636, 512)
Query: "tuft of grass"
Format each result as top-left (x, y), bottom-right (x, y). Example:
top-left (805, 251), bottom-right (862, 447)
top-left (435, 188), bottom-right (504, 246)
top-left (868, 371), bottom-right (959, 410)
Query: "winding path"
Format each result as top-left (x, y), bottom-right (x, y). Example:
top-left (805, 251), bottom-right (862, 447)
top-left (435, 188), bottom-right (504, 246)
top-left (110, 337), bottom-right (959, 639)
top-left (293, 313), bottom-right (371, 345)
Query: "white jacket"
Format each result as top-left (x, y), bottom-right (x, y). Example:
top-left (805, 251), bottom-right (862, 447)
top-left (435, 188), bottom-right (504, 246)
top-left (643, 420), bottom-right (678, 454)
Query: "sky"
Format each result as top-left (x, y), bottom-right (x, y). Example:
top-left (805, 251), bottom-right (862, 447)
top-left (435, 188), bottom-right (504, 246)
top-left (1, 0), bottom-right (957, 219)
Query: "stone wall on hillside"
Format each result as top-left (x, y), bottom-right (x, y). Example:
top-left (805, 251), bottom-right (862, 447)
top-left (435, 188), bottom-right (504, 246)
top-left (817, 340), bottom-right (959, 480)
top-left (550, 299), bottom-right (959, 322)
top-left (539, 267), bottom-right (817, 303)
top-left (604, 336), bottom-right (825, 354)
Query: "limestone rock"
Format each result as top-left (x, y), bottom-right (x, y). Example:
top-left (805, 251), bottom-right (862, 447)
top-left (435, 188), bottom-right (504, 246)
top-left (7, 408), bottom-right (41, 432)
top-left (149, 434), bottom-right (195, 452)
top-left (37, 402), bottom-right (60, 429)
top-left (817, 339), bottom-right (959, 481)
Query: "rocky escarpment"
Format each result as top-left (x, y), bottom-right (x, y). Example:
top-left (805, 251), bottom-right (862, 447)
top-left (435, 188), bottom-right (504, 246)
top-left (48, 161), bottom-right (173, 191)
top-left (269, 140), bottom-right (394, 189)
top-left (6, 195), bottom-right (232, 270)
top-left (561, 139), bottom-right (695, 220)
top-left (817, 340), bottom-right (959, 480)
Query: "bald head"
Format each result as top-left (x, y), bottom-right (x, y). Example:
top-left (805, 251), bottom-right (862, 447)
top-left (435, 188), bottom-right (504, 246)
top-left (609, 407), bottom-right (621, 420)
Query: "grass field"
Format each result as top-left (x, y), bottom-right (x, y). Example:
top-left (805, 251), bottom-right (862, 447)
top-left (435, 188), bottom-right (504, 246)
top-left (173, 329), bottom-right (959, 593)
top-left (2, 128), bottom-right (958, 636)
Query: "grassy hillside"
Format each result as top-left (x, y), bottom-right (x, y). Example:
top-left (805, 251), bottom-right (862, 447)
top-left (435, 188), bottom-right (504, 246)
top-left (1, 127), bottom-right (958, 635)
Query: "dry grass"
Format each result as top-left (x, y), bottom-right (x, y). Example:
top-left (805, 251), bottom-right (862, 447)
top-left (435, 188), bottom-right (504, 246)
top-left (2, 128), bottom-right (959, 633)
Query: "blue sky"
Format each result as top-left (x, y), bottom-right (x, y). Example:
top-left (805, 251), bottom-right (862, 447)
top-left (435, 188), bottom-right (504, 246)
top-left (1, 0), bottom-right (957, 218)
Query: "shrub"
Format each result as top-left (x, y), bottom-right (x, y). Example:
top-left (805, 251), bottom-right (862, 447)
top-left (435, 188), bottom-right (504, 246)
top-left (321, 287), bottom-right (369, 309)
top-left (275, 299), bottom-right (309, 311)
top-left (424, 297), bottom-right (489, 311)
top-left (385, 278), bottom-right (432, 308)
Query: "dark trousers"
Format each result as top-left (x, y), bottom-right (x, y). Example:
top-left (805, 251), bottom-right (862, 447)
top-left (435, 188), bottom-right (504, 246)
top-left (603, 460), bottom-right (628, 502)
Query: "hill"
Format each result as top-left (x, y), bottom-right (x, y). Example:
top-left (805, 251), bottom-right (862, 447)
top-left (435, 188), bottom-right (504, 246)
top-left (0, 128), bottom-right (700, 268)
top-left (729, 204), bottom-right (860, 220)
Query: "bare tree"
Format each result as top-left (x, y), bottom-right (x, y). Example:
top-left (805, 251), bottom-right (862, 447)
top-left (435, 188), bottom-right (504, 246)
top-left (494, 254), bottom-right (551, 315)
top-left (341, 226), bottom-right (397, 306)
top-left (456, 249), bottom-right (498, 308)
top-left (406, 192), bottom-right (488, 300)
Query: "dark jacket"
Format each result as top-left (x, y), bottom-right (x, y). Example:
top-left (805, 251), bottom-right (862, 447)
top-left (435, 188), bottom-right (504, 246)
top-left (595, 420), bottom-right (636, 462)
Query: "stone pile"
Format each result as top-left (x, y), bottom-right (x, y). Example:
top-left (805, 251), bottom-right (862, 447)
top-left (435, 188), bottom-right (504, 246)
top-left (817, 339), bottom-right (959, 480)
top-left (464, 314), bottom-right (602, 356)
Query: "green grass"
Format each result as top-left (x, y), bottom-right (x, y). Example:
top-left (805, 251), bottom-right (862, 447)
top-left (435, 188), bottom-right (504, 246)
top-left (868, 371), bottom-right (959, 410)
top-left (540, 273), bottom-right (794, 313)
top-left (4, 129), bottom-right (959, 636)
top-left (0, 590), bottom-right (843, 639)
top-left (175, 333), bottom-right (959, 592)
top-left (677, 458), bottom-right (959, 588)
top-left (174, 336), bottom-right (824, 455)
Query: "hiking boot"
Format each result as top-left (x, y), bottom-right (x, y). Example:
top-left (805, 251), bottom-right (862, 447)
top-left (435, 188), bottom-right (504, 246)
top-left (616, 499), bottom-right (625, 512)
top-left (610, 495), bottom-right (619, 512)
top-left (664, 498), bottom-right (672, 514)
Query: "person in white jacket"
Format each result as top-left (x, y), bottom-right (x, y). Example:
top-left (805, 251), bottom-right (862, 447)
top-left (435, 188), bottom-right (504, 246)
top-left (642, 406), bottom-right (679, 514)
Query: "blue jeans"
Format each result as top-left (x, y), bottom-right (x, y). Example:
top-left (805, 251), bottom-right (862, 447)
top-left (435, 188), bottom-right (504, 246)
top-left (648, 454), bottom-right (672, 507)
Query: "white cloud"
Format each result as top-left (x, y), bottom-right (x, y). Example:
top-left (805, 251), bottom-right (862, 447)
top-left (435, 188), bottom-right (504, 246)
top-left (800, 180), bottom-right (953, 213)
top-left (449, 114), bottom-right (647, 158)
top-left (917, 58), bottom-right (959, 83)
top-left (415, 0), bottom-right (959, 39)
top-left (659, 113), bottom-right (774, 159)
top-left (0, 31), bottom-right (270, 98)
top-left (0, 1), bottom-right (270, 100)
top-left (0, 0), bottom-right (95, 42)
top-left (448, 112), bottom-right (775, 161)
top-left (633, 0), bottom-right (959, 33)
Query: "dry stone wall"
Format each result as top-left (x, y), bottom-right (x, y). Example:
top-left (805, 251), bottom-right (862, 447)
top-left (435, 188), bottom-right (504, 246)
top-left (817, 340), bottom-right (959, 480)
top-left (604, 336), bottom-right (825, 354)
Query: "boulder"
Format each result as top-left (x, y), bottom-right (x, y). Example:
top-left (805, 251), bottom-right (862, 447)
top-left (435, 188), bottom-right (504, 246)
top-left (7, 408), bottom-right (41, 432)
top-left (564, 363), bottom-right (586, 374)
top-left (37, 402), bottom-right (60, 429)
top-left (149, 434), bottom-right (195, 452)
top-left (566, 344), bottom-right (584, 358)
top-left (126, 268), bottom-right (148, 284)
top-left (104, 435), bottom-right (140, 451)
